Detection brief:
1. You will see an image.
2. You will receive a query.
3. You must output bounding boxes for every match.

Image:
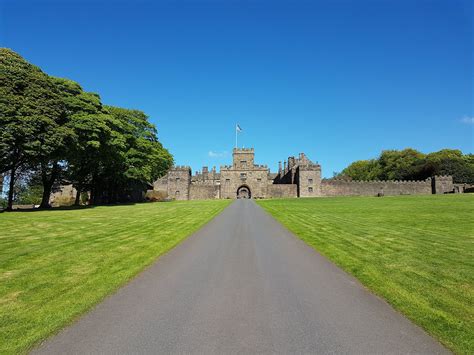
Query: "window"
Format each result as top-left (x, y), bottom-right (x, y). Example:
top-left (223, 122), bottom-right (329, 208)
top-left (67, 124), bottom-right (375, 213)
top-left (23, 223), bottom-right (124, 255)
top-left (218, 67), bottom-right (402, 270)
top-left (226, 178), bottom-right (230, 182)
top-left (175, 190), bottom-right (180, 196)
top-left (240, 160), bottom-right (247, 166)
top-left (240, 173), bottom-right (247, 179)
top-left (308, 187), bottom-right (313, 193)
top-left (176, 177), bottom-right (180, 181)
top-left (257, 178), bottom-right (262, 182)
top-left (308, 178), bottom-right (313, 184)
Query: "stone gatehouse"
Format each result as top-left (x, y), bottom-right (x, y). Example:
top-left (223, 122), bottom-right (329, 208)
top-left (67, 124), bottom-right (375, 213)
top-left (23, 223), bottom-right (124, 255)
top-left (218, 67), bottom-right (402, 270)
top-left (152, 148), bottom-right (455, 200)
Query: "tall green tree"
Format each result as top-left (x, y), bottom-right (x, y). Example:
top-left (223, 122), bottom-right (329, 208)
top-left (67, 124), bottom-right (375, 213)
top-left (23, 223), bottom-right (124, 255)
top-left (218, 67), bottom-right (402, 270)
top-left (0, 48), bottom-right (62, 210)
top-left (50, 77), bottom-right (109, 206)
top-left (89, 106), bottom-right (172, 204)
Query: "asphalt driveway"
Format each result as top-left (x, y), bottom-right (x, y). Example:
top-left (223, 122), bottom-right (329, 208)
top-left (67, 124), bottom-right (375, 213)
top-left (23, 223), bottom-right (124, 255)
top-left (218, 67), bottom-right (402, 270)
top-left (34, 199), bottom-right (447, 354)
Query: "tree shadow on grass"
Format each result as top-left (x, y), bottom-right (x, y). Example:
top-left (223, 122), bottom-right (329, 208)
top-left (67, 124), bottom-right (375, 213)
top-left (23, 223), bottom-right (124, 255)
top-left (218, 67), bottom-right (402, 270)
top-left (0, 201), bottom-right (153, 213)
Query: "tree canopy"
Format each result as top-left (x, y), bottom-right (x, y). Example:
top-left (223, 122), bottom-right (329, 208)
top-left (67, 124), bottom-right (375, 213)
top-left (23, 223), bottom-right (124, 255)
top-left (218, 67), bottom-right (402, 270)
top-left (338, 148), bottom-right (474, 183)
top-left (0, 48), bottom-right (173, 210)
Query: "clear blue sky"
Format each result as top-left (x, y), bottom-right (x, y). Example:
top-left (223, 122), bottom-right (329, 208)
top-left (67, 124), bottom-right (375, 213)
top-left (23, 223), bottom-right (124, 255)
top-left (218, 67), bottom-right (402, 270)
top-left (1, 0), bottom-right (472, 176)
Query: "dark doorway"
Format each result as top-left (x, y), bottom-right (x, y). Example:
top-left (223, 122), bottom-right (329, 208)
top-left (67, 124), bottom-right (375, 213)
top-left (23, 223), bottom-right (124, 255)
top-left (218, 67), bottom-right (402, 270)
top-left (237, 185), bottom-right (251, 199)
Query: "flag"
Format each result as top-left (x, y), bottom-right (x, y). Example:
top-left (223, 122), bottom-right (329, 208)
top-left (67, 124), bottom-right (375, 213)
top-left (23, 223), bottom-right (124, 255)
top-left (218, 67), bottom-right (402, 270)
top-left (236, 124), bottom-right (242, 132)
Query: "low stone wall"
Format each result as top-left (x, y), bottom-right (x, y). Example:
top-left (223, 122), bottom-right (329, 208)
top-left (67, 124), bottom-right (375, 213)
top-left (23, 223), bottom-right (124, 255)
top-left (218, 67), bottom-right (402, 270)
top-left (321, 179), bottom-right (432, 197)
top-left (266, 184), bottom-right (297, 198)
top-left (189, 185), bottom-right (220, 200)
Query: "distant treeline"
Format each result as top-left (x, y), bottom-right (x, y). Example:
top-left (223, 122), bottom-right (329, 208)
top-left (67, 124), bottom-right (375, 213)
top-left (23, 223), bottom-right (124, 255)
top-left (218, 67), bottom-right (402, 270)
top-left (336, 148), bottom-right (474, 183)
top-left (0, 48), bottom-right (173, 211)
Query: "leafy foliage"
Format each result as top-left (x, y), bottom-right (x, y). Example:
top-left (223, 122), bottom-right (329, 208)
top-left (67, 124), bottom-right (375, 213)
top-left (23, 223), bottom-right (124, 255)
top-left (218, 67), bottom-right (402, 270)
top-left (0, 48), bottom-right (173, 209)
top-left (339, 148), bottom-right (474, 183)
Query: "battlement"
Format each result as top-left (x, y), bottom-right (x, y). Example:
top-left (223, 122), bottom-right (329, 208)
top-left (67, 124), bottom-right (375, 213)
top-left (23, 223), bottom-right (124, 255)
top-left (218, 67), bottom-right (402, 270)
top-left (171, 165), bottom-right (191, 171)
top-left (298, 163), bottom-right (321, 171)
top-left (233, 147), bottom-right (254, 152)
top-left (433, 175), bottom-right (453, 179)
top-left (324, 178), bottom-right (431, 184)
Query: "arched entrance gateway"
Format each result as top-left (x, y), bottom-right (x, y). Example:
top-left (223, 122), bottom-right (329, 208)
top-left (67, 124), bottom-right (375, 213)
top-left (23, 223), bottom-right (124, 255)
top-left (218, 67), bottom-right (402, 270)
top-left (236, 185), bottom-right (251, 199)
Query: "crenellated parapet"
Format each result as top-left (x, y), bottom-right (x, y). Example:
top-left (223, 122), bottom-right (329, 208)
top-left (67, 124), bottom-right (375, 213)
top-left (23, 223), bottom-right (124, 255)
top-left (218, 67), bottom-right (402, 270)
top-left (233, 147), bottom-right (254, 152)
top-left (324, 177), bottom-right (431, 184)
top-left (171, 165), bottom-right (192, 171)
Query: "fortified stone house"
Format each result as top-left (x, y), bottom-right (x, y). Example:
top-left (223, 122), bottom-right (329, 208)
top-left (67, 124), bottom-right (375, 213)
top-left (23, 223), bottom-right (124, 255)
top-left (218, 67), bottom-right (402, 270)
top-left (152, 148), bottom-right (455, 200)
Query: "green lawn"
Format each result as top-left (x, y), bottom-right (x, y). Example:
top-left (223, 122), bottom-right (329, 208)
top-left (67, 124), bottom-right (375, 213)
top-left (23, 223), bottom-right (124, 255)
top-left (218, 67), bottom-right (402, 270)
top-left (0, 200), bottom-right (230, 354)
top-left (258, 195), bottom-right (473, 354)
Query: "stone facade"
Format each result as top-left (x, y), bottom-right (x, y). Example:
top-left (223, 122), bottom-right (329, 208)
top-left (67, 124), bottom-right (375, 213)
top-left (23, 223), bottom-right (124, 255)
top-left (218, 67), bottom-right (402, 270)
top-left (153, 148), bottom-right (457, 200)
top-left (153, 166), bottom-right (191, 201)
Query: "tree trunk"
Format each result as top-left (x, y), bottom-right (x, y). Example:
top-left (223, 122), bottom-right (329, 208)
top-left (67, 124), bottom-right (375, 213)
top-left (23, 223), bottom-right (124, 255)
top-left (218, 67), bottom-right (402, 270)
top-left (39, 162), bottom-right (60, 209)
top-left (6, 166), bottom-right (16, 211)
top-left (39, 181), bottom-right (53, 209)
top-left (74, 184), bottom-right (81, 206)
top-left (89, 175), bottom-right (96, 205)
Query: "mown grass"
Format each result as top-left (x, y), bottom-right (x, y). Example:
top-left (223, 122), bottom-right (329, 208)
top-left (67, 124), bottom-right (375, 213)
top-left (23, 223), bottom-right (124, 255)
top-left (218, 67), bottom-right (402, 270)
top-left (0, 200), bottom-right (230, 354)
top-left (258, 195), bottom-right (473, 354)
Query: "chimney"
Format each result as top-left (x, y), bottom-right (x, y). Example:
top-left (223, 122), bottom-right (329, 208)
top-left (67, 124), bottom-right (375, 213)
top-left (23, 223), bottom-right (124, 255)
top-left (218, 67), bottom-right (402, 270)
top-left (278, 161), bottom-right (282, 174)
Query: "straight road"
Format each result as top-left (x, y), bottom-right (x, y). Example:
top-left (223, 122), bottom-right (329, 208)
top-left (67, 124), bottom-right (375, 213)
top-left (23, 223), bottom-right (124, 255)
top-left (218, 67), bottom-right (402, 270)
top-left (35, 199), bottom-right (448, 354)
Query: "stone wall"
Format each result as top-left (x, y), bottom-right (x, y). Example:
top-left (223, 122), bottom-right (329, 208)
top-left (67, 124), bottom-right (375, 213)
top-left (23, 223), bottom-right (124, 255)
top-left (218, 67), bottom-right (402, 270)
top-left (153, 175), bottom-right (169, 195)
top-left (321, 179), bottom-right (432, 197)
top-left (432, 175), bottom-right (454, 194)
top-left (453, 183), bottom-right (474, 193)
top-left (189, 185), bottom-right (220, 200)
top-left (266, 184), bottom-right (298, 198)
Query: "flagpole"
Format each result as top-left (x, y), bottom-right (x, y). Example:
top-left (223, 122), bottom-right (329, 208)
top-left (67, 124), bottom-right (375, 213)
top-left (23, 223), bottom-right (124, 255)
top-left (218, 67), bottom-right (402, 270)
top-left (235, 124), bottom-right (237, 149)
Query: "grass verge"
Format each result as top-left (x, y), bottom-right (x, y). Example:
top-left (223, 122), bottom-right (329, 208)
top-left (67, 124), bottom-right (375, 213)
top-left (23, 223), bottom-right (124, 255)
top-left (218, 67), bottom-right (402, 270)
top-left (257, 195), bottom-right (473, 354)
top-left (0, 200), bottom-right (230, 354)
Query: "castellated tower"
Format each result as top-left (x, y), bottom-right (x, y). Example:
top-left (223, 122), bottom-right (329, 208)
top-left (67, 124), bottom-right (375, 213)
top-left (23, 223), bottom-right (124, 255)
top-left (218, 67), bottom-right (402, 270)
top-left (220, 148), bottom-right (270, 199)
top-left (166, 166), bottom-right (191, 200)
top-left (232, 148), bottom-right (255, 169)
top-left (296, 153), bottom-right (322, 197)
